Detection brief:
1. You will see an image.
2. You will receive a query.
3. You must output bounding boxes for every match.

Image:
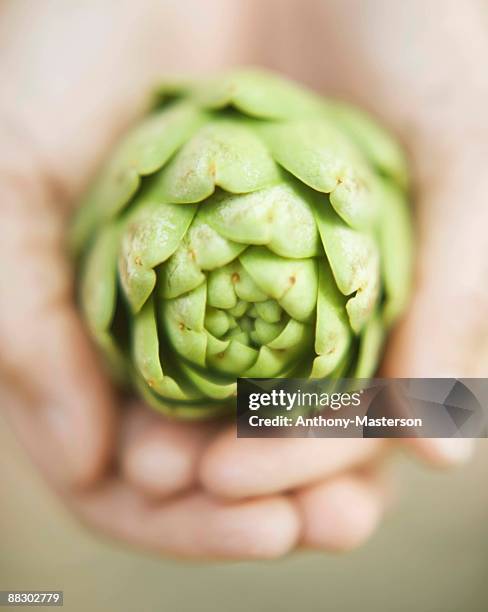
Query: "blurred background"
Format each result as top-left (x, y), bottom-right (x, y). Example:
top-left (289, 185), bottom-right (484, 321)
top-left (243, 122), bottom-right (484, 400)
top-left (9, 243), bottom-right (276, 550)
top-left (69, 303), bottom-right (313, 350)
top-left (2, 416), bottom-right (487, 612)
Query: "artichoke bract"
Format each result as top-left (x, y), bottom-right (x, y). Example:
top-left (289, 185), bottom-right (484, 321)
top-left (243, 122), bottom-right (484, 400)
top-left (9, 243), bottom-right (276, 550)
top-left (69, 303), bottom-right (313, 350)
top-left (72, 69), bottom-right (412, 419)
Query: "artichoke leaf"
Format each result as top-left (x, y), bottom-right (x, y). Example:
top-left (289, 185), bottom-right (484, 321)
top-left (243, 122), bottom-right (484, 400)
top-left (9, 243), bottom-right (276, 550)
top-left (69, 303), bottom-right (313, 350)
top-left (160, 214), bottom-right (247, 300)
top-left (355, 312), bottom-right (385, 378)
top-left (313, 195), bottom-right (380, 332)
top-left (244, 329), bottom-right (313, 378)
top-left (133, 375), bottom-right (230, 420)
top-left (227, 299), bottom-right (249, 318)
top-left (180, 362), bottom-right (237, 400)
top-left (156, 120), bottom-right (280, 203)
top-left (254, 300), bottom-right (283, 323)
top-left (207, 338), bottom-right (258, 375)
top-left (184, 215), bottom-right (247, 271)
top-left (311, 265), bottom-right (351, 378)
top-left (80, 223), bottom-right (126, 375)
top-left (192, 68), bottom-right (325, 120)
top-left (251, 318), bottom-right (287, 346)
top-left (207, 266), bottom-right (238, 309)
top-left (261, 120), bottom-right (353, 193)
top-left (377, 180), bottom-right (413, 325)
top-left (119, 199), bottom-right (198, 312)
top-left (70, 103), bottom-right (204, 252)
top-left (261, 120), bottom-right (378, 230)
top-left (267, 319), bottom-right (309, 350)
top-left (204, 307), bottom-right (231, 337)
top-left (162, 283), bottom-right (208, 366)
top-left (240, 247), bottom-right (318, 322)
top-left (232, 263), bottom-right (268, 303)
top-left (133, 298), bottom-right (197, 400)
top-left (201, 182), bottom-right (320, 258)
top-left (81, 224), bottom-right (120, 336)
top-left (323, 101), bottom-right (408, 189)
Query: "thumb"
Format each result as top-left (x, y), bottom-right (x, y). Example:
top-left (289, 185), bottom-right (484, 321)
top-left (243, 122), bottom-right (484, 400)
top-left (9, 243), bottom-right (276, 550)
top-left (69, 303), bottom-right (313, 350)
top-left (0, 125), bottom-right (115, 487)
top-left (386, 146), bottom-right (488, 377)
top-left (384, 149), bottom-right (488, 465)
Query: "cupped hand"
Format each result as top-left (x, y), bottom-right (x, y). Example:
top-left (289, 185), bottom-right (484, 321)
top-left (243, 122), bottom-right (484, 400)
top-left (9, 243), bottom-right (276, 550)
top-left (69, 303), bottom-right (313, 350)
top-left (0, 0), bottom-right (392, 559)
top-left (0, 0), bottom-right (479, 560)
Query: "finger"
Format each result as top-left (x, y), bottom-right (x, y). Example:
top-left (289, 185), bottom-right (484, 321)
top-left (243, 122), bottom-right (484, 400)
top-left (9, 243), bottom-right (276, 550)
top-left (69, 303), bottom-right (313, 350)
top-left (0, 145), bottom-right (115, 487)
top-left (385, 151), bottom-right (488, 378)
top-left (0, 0), bottom-right (252, 201)
top-left (295, 473), bottom-right (387, 552)
top-left (119, 403), bottom-right (220, 499)
top-left (403, 437), bottom-right (474, 468)
top-left (73, 481), bottom-right (301, 560)
top-left (383, 156), bottom-right (485, 467)
top-left (200, 426), bottom-right (385, 499)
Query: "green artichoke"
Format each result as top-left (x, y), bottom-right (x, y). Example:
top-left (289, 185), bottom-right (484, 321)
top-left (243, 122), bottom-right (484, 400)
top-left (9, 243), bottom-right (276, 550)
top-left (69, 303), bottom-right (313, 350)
top-left (72, 69), bottom-right (412, 419)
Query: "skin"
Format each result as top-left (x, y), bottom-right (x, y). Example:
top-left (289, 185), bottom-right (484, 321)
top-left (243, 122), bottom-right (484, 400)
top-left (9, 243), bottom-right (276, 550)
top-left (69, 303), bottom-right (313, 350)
top-left (0, 0), bottom-right (484, 559)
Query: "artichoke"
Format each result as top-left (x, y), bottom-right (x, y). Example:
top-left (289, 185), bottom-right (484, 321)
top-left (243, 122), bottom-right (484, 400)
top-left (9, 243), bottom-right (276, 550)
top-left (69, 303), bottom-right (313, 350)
top-left (72, 69), bottom-right (412, 419)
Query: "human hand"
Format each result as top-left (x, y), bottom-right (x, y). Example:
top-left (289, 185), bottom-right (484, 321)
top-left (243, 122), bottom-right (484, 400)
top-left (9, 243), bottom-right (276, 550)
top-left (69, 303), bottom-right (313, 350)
top-left (242, 0), bottom-right (486, 457)
top-left (0, 0), bottom-right (477, 560)
top-left (0, 0), bottom-right (390, 559)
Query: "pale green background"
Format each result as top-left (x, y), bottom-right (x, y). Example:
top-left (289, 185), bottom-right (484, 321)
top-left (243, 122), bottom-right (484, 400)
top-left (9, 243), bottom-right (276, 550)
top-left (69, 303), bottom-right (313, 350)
top-left (1, 417), bottom-right (487, 612)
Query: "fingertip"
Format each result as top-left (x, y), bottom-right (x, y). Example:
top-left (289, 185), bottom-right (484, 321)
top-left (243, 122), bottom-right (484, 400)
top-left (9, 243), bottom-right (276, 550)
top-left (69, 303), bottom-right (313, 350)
top-left (404, 437), bottom-right (475, 468)
top-left (120, 405), bottom-right (216, 498)
top-left (200, 429), bottom-right (384, 500)
top-left (296, 476), bottom-right (384, 553)
top-left (121, 432), bottom-right (196, 498)
top-left (213, 496), bottom-right (301, 560)
top-left (198, 427), bottom-right (250, 498)
top-left (74, 485), bottom-right (301, 560)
